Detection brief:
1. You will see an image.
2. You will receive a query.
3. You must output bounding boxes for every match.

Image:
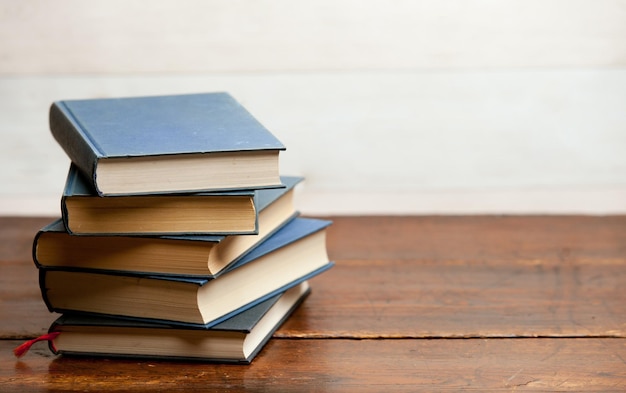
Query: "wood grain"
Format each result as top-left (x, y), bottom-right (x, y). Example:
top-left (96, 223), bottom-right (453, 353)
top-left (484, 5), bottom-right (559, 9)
top-left (281, 258), bottom-right (626, 338)
top-left (280, 215), bottom-right (626, 338)
top-left (2, 216), bottom-right (626, 339)
top-left (2, 215), bottom-right (625, 391)
top-left (322, 215), bottom-right (626, 262)
top-left (2, 339), bottom-right (625, 392)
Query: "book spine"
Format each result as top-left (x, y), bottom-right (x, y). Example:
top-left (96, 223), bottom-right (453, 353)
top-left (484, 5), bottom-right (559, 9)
top-left (37, 269), bottom-right (55, 313)
top-left (60, 194), bottom-right (72, 234)
top-left (47, 322), bottom-right (62, 355)
top-left (60, 168), bottom-right (76, 234)
top-left (31, 228), bottom-right (44, 269)
top-left (49, 102), bottom-right (102, 195)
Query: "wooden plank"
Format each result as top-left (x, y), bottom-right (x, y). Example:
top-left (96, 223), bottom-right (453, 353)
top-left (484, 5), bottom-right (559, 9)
top-left (282, 215), bottom-right (626, 337)
top-left (0, 217), bottom-right (53, 261)
top-left (2, 216), bottom-right (625, 391)
top-left (2, 216), bottom-right (625, 339)
top-left (281, 257), bottom-right (626, 338)
top-left (1, 0), bottom-right (625, 73)
top-left (2, 339), bottom-right (625, 392)
top-left (322, 215), bottom-right (626, 261)
top-left (0, 217), bottom-right (59, 338)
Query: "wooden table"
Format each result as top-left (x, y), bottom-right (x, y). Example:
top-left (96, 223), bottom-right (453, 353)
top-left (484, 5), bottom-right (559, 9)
top-left (1, 215), bottom-right (625, 392)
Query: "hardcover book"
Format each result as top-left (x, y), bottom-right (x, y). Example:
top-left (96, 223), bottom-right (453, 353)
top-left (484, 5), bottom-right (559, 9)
top-left (58, 164), bottom-right (300, 236)
top-left (47, 282), bottom-right (310, 363)
top-left (49, 92), bottom-right (285, 196)
top-left (33, 213), bottom-right (297, 278)
top-left (39, 218), bottom-right (334, 325)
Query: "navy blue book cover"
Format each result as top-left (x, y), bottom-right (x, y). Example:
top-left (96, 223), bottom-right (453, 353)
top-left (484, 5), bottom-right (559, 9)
top-left (148, 217), bottom-right (332, 280)
top-left (39, 263), bottom-right (331, 328)
top-left (212, 218), bottom-right (331, 278)
top-left (60, 165), bottom-right (300, 236)
top-left (48, 283), bottom-right (311, 363)
top-left (49, 92), bottom-right (286, 195)
top-left (38, 217), bottom-right (334, 326)
top-left (34, 176), bottom-right (303, 276)
top-left (50, 293), bottom-right (285, 332)
top-left (62, 164), bottom-right (299, 211)
top-left (52, 92), bottom-right (285, 157)
top-left (50, 284), bottom-right (310, 332)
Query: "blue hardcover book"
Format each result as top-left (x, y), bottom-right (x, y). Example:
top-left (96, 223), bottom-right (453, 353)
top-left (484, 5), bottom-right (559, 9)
top-left (34, 178), bottom-right (301, 276)
top-left (58, 164), bottom-right (300, 236)
top-left (39, 218), bottom-right (334, 326)
top-left (49, 92), bottom-right (286, 196)
top-left (47, 282), bottom-right (311, 363)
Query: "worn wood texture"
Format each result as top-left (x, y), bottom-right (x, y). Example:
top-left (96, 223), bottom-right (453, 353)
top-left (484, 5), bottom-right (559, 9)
top-left (0, 217), bottom-right (59, 338)
top-left (280, 215), bottom-right (626, 338)
top-left (2, 339), bottom-right (625, 392)
top-left (1, 215), bottom-right (625, 391)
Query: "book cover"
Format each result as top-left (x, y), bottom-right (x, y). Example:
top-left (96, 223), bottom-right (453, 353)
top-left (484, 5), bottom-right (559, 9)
top-left (59, 165), bottom-right (300, 236)
top-left (39, 218), bottom-right (334, 326)
top-left (33, 214), bottom-right (292, 278)
top-left (49, 92), bottom-right (286, 195)
top-left (47, 282), bottom-right (310, 363)
top-left (33, 177), bottom-right (302, 276)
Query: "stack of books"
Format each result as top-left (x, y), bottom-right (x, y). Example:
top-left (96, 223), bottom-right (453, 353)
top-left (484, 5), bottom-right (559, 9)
top-left (22, 92), bottom-right (333, 363)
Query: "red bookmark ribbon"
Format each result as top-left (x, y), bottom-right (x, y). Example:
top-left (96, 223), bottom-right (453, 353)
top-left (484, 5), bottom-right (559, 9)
top-left (13, 332), bottom-right (60, 358)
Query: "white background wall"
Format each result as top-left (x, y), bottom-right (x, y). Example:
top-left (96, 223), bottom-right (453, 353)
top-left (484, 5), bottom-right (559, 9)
top-left (1, 0), bottom-right (625, 215)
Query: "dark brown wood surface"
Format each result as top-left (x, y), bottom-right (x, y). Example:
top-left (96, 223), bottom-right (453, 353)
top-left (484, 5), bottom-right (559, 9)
top-left (1, 215), bottom-right (625, 392)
